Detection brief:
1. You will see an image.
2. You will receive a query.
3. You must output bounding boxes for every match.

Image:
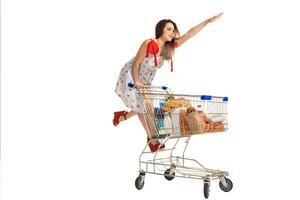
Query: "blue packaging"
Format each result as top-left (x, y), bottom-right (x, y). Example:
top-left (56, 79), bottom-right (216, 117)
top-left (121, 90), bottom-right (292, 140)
top-left (154, 107), bottom-right (164, 129)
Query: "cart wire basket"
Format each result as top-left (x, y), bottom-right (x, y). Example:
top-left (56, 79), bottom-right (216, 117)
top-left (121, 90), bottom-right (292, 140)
top-left (128, 83), bottom-right (233, 199)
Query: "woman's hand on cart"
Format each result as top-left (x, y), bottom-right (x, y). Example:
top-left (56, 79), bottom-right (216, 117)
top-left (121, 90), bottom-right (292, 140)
top-left (128, 82), bottom-right (147, 89)
top-left (128, 83), bottom-right (169, 91)
top-left (134, 81), bottom-right (145, 89)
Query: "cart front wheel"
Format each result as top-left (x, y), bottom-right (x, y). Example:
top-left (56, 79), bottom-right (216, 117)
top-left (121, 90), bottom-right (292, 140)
top-left (164, 168), bottom-right (175, 181)
top-left (135, 176), bottom-right (144, 190)
top-left (204, 181), bottom-right (210, 199)
top-left (219, 178), bottom-right (233, 192)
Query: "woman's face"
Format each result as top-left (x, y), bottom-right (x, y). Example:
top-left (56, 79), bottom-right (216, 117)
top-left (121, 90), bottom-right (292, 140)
top-left (162, 22), bottom-right (175, 41)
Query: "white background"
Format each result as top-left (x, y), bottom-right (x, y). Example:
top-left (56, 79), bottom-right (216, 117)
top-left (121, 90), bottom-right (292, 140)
top-left (1, 0), bottom-right (300, 199)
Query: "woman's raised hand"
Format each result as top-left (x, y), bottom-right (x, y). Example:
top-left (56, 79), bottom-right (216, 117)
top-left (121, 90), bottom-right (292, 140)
top-left (207, 12), bottom-right (223, 23)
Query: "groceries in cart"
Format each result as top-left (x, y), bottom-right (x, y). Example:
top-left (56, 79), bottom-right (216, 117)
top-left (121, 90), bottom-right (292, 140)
top-left (153, 95), bottom-right (226, 137)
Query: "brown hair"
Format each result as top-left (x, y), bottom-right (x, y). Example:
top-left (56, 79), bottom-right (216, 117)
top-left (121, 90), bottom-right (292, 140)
top-left (155, 19), bottom-right (180, 60)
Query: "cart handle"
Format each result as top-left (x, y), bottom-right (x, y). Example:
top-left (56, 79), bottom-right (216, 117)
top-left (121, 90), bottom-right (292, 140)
top-left (127, 83), bottom-right (168, 90)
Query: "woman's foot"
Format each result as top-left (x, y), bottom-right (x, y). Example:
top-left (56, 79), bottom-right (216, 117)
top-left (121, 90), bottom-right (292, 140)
top-left (147, 138), bottom-right (165, 152)
top-left (113, 111), bottom-right (128, 126)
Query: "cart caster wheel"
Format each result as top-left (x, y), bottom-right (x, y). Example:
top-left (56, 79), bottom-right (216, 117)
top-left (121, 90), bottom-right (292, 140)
top-left (219, 178), bottom-right (233, 192)
top-left (164, 168), bottom-right (175, 181)
top-left (203, 181), bottom-right (210, 199)
top-left (135, 176), bottom-right (144, 190)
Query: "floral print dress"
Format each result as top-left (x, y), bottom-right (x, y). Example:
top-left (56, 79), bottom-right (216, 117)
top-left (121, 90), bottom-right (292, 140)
top-left (114, 53), bottom-right (165, 113)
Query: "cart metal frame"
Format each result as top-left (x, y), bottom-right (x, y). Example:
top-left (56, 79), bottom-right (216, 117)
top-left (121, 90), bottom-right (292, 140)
top-left (129, 84), bottom-right (233, 198)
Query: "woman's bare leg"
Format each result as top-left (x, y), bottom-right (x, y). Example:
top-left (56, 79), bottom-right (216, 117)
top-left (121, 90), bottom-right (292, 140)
top-left (119, 111), bottom-right (136, 121)
top-left (137, 113), bottom-right (159, 144)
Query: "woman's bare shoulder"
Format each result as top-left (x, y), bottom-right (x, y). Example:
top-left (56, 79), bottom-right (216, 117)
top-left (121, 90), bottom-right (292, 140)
top-left (142, 38), bottom-right (153, 44)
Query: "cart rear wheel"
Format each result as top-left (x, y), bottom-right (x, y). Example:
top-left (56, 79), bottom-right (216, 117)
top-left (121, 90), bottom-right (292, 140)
top-left (204, 181), bottom-right (210, 199)
top-left (164, 168), bottom-right (175, 181)
top-left (219, 178), bottom-right (233, 192)
top-left (135, 176), bottom-right (144, 190)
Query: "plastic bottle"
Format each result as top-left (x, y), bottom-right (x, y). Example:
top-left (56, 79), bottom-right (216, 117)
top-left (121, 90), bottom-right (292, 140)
top-left (154, 107), bottom-right (164, 129)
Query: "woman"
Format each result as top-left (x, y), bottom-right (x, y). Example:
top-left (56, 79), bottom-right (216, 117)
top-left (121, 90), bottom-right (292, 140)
top-left (113, 13), bottom-right (223, 152)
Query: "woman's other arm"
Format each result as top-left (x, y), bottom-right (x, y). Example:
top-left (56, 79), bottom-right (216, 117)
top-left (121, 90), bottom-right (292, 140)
top-left (132, 39), bottom-right (149, 89)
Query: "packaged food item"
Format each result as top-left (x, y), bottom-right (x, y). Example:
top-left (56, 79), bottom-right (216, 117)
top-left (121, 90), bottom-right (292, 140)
top-left (169, 108), bottom-right (181, 136)
top-left (185, 107), bottom-right (204, 134)
top-left (209, 115), bottom-right (225, 123)
top-left (163, 113), bottom-right (173, 136)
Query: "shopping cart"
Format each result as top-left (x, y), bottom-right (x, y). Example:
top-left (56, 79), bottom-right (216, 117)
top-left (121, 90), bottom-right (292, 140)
top-left (128, 84), bottom-right (233, 199)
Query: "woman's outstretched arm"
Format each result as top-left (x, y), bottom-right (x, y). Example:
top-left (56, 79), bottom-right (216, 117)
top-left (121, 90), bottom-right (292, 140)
top-left (175, 12), bottom-right (223, 47)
